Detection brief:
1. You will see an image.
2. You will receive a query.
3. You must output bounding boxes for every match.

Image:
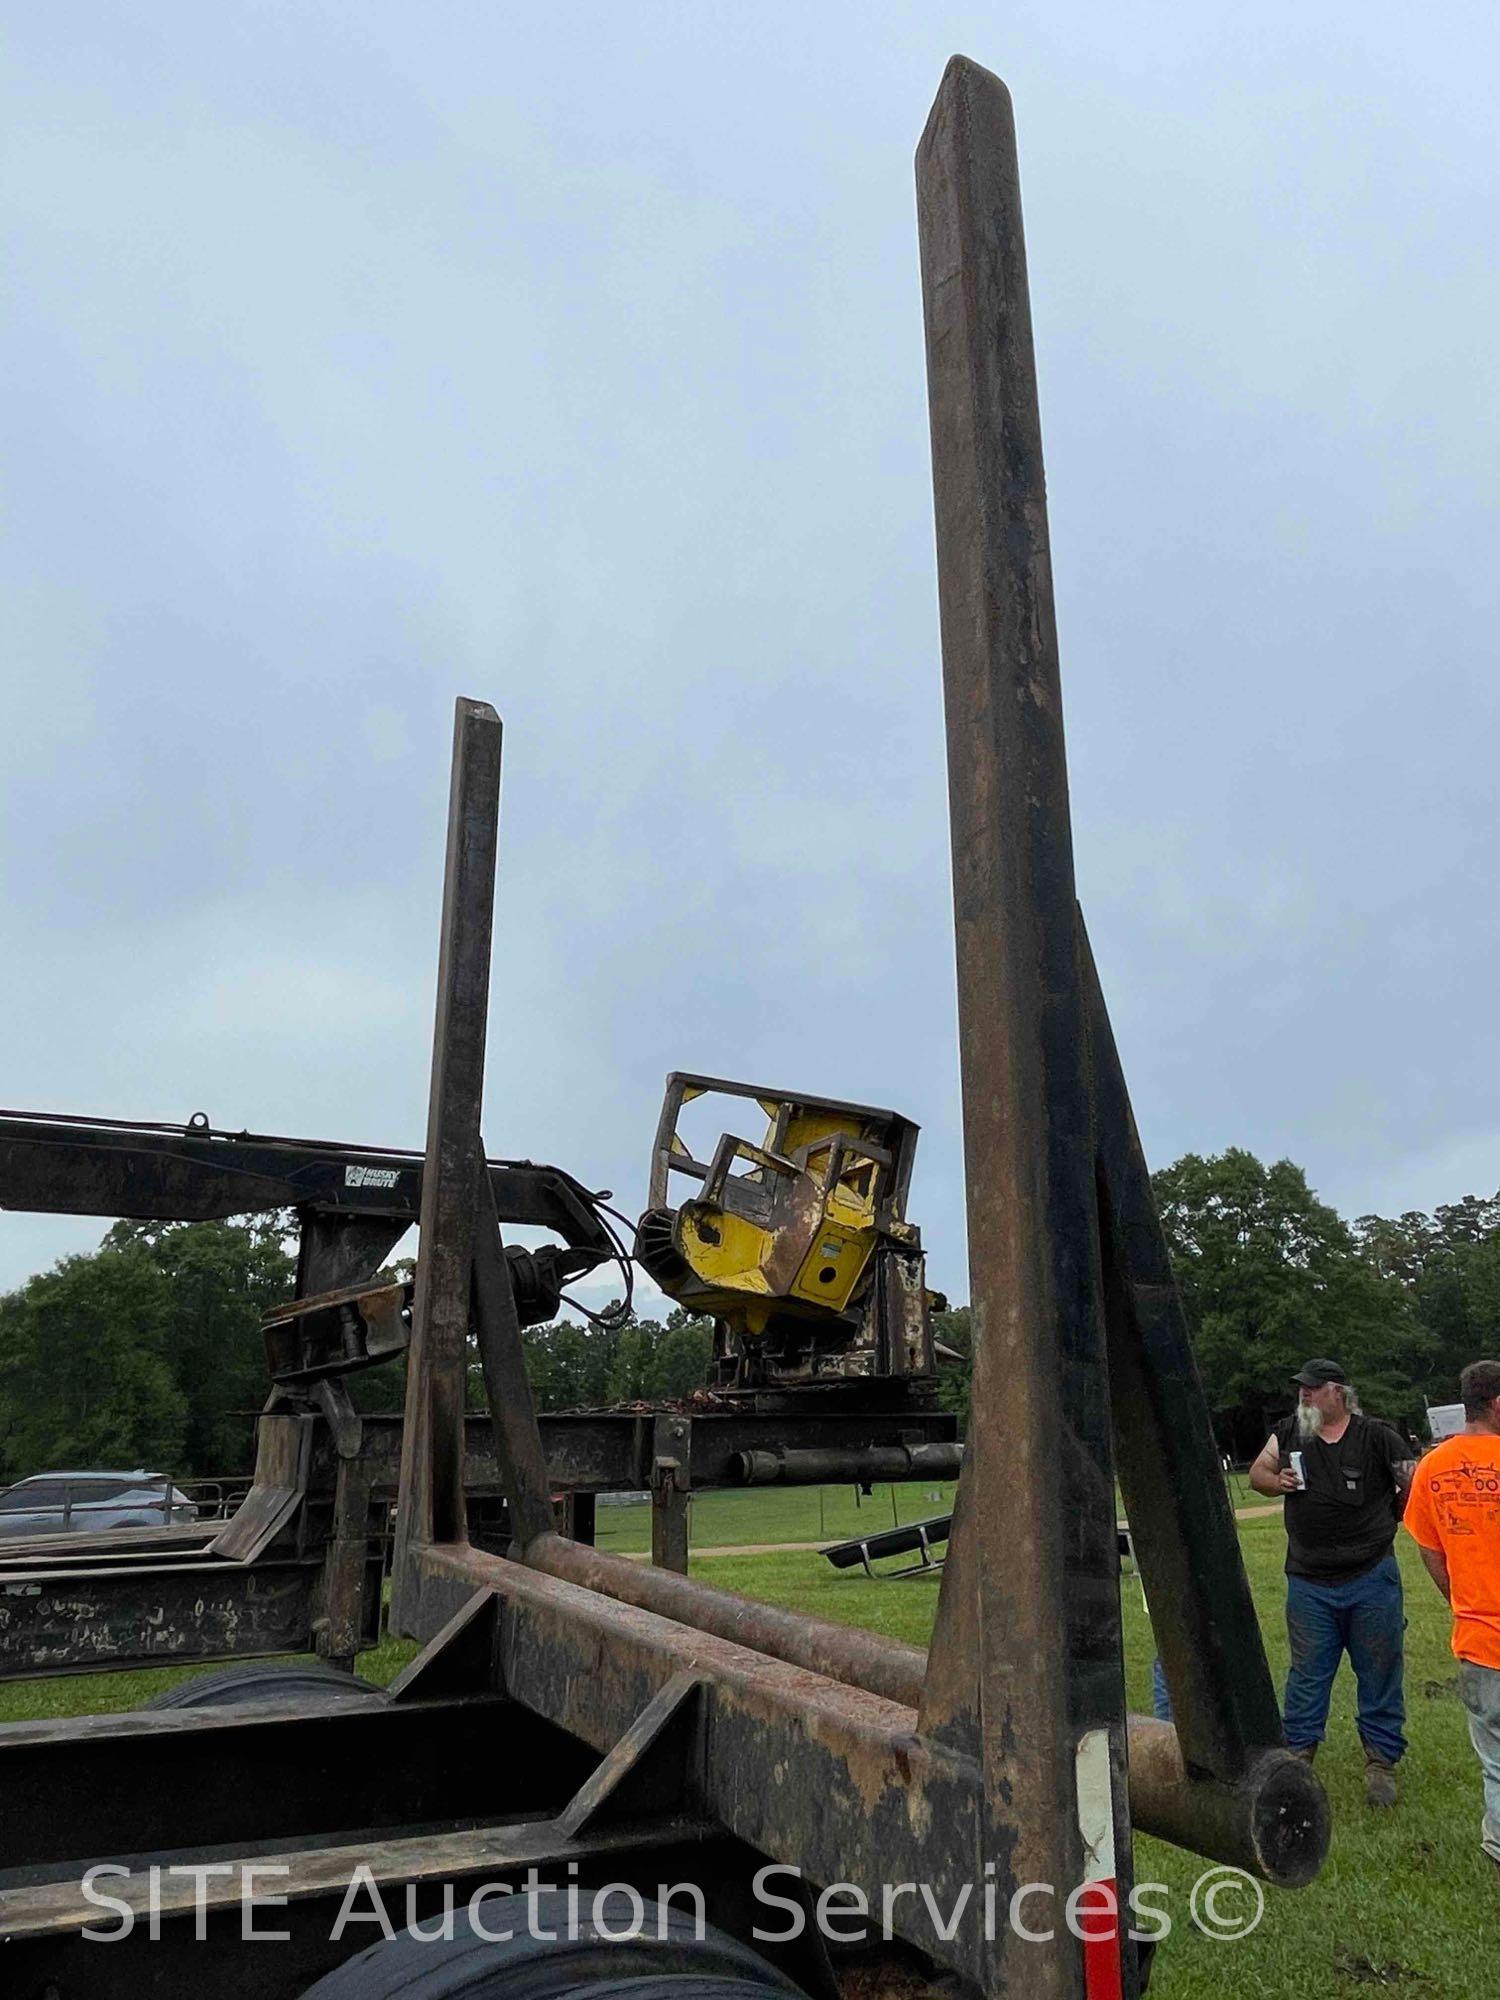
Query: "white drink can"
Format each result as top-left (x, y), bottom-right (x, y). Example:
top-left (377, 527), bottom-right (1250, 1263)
top-left (1288, 1450), bottom-right (1307, 1491)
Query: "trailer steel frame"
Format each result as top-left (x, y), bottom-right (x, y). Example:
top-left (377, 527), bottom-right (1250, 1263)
top-left (0, 60), bottom-right (1328, 2000)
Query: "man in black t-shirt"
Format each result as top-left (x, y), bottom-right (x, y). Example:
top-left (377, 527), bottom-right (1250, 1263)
top-left (1248, 1358), bottom-right (1416, 1806)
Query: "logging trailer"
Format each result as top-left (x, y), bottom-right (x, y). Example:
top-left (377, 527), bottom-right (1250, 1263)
top-left (0, 58), bottom-right (1329, 2000)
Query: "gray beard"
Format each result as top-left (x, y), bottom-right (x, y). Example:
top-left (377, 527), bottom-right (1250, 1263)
top-left (1295, 1403), bottom-right (1325, 1443)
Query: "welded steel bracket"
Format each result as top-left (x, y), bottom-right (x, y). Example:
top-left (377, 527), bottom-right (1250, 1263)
top-left (650, 1414), bottom-right (693, 1575)
top-left (557, 1671), bottom-right (706, 1836)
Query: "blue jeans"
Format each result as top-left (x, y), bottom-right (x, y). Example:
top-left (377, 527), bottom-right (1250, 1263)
top-left (1283, 1553), bottom-right (1407, 1765)
top-left (1151, 1656), bottom-right (1173, 1722)
top-left (1458, 1661), bottom-right (1500, 1862)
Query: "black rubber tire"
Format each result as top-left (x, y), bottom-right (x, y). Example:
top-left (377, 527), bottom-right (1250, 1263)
top-left (142, 1660), bottom-right (387, 1711)
top-left (297, 1892), bottom-right (806, 1999)
top-left (565, 1979), bottom-right (789, 2000)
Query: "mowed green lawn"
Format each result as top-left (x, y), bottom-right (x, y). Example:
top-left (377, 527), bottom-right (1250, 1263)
top-left (591, 1480), bottom-right (963, 1551)
top-left (0, 1504), bottom-right (1485, 1997)
top-left (691, 1518), bottom-right (1492, 2000)
top-left (586, 1470), bottom-right (1260, 1552)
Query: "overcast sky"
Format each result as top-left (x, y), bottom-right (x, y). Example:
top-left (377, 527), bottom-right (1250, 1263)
top-left (4, 4), bottom-right (1498, 1305)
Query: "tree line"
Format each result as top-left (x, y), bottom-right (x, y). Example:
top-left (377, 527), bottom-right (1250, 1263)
top-left (0, 1217), bottom-right (714, 1483)
top-left (1, 1149), bottom-right (1497, 1481)
top-left (934, 1156), bottom-right (1500, 1452)
top-left (1154, 1151), bottom-right (1500, 1452)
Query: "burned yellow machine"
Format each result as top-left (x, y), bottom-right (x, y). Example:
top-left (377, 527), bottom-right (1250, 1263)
top-left (634, 1073), bottom-right (941, 1392)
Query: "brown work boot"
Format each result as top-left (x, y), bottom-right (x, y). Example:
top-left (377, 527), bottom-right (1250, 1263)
top-left (1289, 1743), bottom-right (1318, 1764)
top-left (1364, 1754), bottom-right (1398, 1807)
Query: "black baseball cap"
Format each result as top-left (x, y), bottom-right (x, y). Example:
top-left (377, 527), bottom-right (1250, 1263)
top-left (1292, 1359), bottom-right (1347, 1387)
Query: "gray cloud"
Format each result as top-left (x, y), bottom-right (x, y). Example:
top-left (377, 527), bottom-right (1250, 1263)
top-left (4, 6), bottom-right (1498, 1300)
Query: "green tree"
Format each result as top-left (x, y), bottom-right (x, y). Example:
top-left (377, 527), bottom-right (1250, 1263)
top-left (519, 1316), bottom-right (619, 1411)
top-left (1153, 1149), bottom-right (1431, 1446)
top-left (108, 1216), bottom-right (296, 1471)
top-left (642, 1312), bottom-right (713, 1400)
top-left (0, 1238), bottom-right (188, 1480)
top-left (604, 1322), bottom-right (659, 1403)
top-left (0, 1216), bottom-right (297, 1482)
top-left (1354, 1193), bottom-right (1500, 1402)
top-left (516, 1308), bottom-right (712, 1411)
top-left (932, 1304), bottom-right (972, 1428)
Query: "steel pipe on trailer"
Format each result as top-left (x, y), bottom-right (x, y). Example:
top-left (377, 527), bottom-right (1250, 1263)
top-left (525, 1531), bottom-right (926, 1710)
top-left (1124, 1721), bottom-right (1327, 1888)
top-left (522, 1530), bottom-right (1326, 1886)
top-left (416, 1542), bottom-right (1327, 1999)
top-left (728, 1442), bottom-right (964, 1485)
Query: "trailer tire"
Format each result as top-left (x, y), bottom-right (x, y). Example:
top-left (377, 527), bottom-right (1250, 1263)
top-left (298, 1892), bottom-right (806, 1998)
top-left (142, 1661), bottom-right (387, 1710)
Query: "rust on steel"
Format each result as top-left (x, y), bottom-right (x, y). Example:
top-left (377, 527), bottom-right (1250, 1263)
top-left (425, 1541), bottom-right (996, 1982)
top-left (472, 1163), bottom-right (558, 1546)
top-left (1124, 1719), bottom-right (1328, 1888)
top-left (422, 1544), bottom-right (1326, 1989)
top-left (392, 698), bottom-right (503, 1625)
top-left (525, 1531), bottom-right (1326, 1885)
top-left (1082, 920), bottom-right (1290, 1778)
top-left (377, 66), bottom-right (1327, 2000)
top-left (526, 1532), bottom-right (925, 1708)
top-left (916, 53), bottom-right (1129, 1996)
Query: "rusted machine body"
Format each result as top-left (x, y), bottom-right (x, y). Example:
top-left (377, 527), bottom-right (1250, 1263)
top-left (636, 1075), bottom-right (938, 1392)
top-left (0, 1092), bottom-right (958, 1677)
top-left (0, 1118), bottom-right (618, 1676)
top-left (0, 1396), bottom-right (958, 1683)
top-left (0, 59), bottom-right (1326, 2000)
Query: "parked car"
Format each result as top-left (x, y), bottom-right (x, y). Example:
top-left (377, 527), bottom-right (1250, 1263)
top-left (0, 1470), bottom-right (198, 1538)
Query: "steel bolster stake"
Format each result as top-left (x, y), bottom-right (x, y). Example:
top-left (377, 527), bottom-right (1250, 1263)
top-left (392, 697), bottom-right (503, 1628)
top-left (916, 55), bottom-right (1131, 1999)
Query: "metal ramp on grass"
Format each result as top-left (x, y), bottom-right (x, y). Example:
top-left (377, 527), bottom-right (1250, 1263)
top-left (825, 1515), bottom-right (1136, 1581)
top-left (822, 1509), bottom-right (953, 1578)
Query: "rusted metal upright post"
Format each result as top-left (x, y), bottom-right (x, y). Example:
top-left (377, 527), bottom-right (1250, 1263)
top-left (916, 57), bottom-right (1132, 2000)
top-left (391, 698), bottom-right (503, 1633)
top-left (1081, 926), bottom-right (1290, 1774)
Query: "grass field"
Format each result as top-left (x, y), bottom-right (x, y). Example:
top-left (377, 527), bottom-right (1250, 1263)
top-left (0, 1500), bottom-right (1487, 1996)
top-left (590, 1480), bottom-right (963, 1552)
top-left (587, 1471), bottom-right (1261, 1552)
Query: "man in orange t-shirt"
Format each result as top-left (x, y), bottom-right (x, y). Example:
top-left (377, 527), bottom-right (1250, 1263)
top-left (1403, 1358), bottom-right (1500, 1867)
